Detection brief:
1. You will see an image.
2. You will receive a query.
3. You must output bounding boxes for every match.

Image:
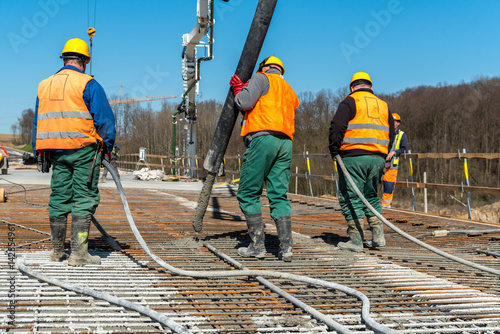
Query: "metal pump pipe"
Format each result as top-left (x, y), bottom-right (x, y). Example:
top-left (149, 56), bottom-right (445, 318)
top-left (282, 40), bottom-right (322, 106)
top-left (176, 0), bottom-right (217, 177)
top-left (193, 0), bottom-right (278, 235)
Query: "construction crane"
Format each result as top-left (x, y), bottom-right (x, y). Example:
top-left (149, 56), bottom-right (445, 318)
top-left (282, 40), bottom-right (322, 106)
top-left (109, 96), bottom-right (176, 106)
top-left (85, 25), bottom-right (175, 107)
top-left (109, 86), bottom-right (176, 106)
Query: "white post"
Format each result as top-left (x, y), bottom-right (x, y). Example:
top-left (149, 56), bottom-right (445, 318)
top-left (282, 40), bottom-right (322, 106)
top-left (423, 172), bottom-right (428, 213)
top-left (295, 166), bottom-right (298, 194)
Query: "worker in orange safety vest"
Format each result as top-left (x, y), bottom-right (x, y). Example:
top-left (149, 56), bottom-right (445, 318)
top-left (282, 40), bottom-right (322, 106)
top-left (229, 56), bottom-right (299, 262)
top-left (329, 72), bottom-right (395, 252)
top-left (32, 38), bottom-right (115, 266)
top-left (381, 113), bottom-right (408, 209)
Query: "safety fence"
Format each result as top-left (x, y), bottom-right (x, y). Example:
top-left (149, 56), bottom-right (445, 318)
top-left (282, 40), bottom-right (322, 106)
top-left (117, 150), bottom-right (500, 218)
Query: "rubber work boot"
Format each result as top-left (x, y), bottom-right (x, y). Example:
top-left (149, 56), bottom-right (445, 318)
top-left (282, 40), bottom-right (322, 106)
top-left (68, 215), bottom-right (101, 266)
top-left (367, 216), bottom-right (386, 248)
top-left (238, 213), bottom-right (266, 259)
top-left (49, 216), bottom-right (68, 262)
top-left (275, 216), bottom-right (293, 262)
top-left (337, 219), bottom-right (364, 252)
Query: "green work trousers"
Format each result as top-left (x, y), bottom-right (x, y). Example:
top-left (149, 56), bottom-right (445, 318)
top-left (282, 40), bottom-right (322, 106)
top-left (338, 155), bottom-right (385, 221)
top-left (237, 135), bottom-right (292, 220)
top-left (49, 144), bottom-right (101, 218)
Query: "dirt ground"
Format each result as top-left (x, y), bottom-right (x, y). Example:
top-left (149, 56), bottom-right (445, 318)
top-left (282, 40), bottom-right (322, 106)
top-left (0, 133), bottom-right (17, 148)
top-left (393, 197), bottom-right (500, 224)
top-left (454, 201), bottom-right (500, 224)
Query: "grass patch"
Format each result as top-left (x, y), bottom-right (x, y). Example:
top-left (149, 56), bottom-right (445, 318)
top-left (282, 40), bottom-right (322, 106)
top-left (19, 143), bottom-right (32, 152)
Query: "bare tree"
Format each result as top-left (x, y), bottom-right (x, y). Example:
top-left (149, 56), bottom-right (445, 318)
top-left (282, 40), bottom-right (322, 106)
top-left (14, 109), bottom-right (35, 145)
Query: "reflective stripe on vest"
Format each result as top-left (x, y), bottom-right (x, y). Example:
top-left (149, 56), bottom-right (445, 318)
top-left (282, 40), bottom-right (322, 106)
top-left (391, 130), bottom-right (404, 168)
top-left (340, 90), bottom-right (390, 154)
top-left (36, 69), bottom-right (102, 150)
top-left (241, 72), bottom-right (299, 140)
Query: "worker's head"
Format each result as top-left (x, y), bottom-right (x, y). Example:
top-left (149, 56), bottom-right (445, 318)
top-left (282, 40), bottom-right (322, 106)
top-left (350, 72), bottom-right (372, 92)
top-left (392, 113), bottom-right (401, 129)
top-left (258, 56), bottom-right (285, 74)
top-left (60, 38), bottom-right (90, 69)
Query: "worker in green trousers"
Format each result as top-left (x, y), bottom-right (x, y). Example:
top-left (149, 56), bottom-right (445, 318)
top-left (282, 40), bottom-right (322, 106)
top-left (33, 38), bottom-right (115, 266)
top-left (230, 56), bottom-right (299, 261)
top-left (329, 72), bottom-right (395, 252)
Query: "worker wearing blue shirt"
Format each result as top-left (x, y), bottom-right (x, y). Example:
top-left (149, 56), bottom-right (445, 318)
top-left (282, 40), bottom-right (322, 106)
top-left (32, 67), bottom-right (115, 153)
top-left (32, 38), bottom-right (115, 266)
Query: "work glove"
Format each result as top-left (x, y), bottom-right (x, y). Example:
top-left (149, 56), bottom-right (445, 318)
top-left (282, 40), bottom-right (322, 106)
top-left (229, 74), bottom-right (248, 96)
top-left (36, 151), bottom-right (51, 173)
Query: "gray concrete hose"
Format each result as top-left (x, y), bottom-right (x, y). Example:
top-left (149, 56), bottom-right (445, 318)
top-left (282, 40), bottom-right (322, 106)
top-left (13, 158), bottom-right (400, 334)
top-left (334, 155), bottom-right (500, 277)
top-left (15, 258), bottom-right (192, 334)
top-left (102, 159), bottom-right (399, 333)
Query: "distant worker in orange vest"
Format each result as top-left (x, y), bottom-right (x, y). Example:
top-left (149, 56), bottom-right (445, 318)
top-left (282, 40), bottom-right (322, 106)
top-left (381, 113), bottom-right (408, 209)
top-left (229, 56), bottom-right (300, 261)
top-left (329, 72), bottom-right (395, 252)
top-left (32, 38), bottom-right (116, 266)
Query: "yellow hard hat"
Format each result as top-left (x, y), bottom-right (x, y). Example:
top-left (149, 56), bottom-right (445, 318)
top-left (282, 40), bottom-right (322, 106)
top-left (61, 38), bottom-right (90, 63)
top-left (350, 72), bottom-right (372, 87)
top-left (392, 113), bottom-right (401, 122)
top-left (258, 56), bottom-right (285, 74)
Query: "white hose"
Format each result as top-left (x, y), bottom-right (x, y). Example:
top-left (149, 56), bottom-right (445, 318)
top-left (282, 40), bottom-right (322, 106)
top-left (16, 258), bottom-right (192, 333)
top-left (102, 159), bottom-right (399, 334)
top-left (334, 155), bottom-right (500, 276)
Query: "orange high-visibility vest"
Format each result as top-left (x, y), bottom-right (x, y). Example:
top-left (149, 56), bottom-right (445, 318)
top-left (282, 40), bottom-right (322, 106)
top-left (241, 73), bottom-right (299, 140)
top-left (36, 68), bottom-right (102, 150)
top-left (340, 90), bottom-right (390, 154)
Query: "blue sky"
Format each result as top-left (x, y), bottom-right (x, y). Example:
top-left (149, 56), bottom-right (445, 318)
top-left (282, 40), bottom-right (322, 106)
top-left (1, 0), bottom-right (500, 134)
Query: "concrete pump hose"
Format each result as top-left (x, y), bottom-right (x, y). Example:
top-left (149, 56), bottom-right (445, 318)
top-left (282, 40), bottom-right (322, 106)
top-left (192, 171), bottom-right (216, 235)
top-left (334, 155), bottom-right (500, 276)
top-left (15, 258), bottom-right (192, 334)
top-left (101, 160), bottom-right (399, 334)
top-left (203, 241), bottom-right (359, 333)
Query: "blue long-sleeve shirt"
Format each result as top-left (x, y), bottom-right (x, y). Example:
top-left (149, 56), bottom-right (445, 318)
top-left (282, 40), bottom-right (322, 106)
top-left (32, 65), bottom-right (116, 154)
